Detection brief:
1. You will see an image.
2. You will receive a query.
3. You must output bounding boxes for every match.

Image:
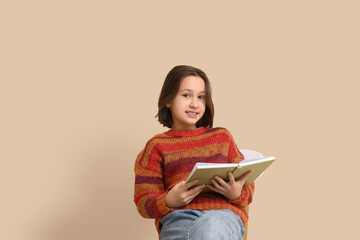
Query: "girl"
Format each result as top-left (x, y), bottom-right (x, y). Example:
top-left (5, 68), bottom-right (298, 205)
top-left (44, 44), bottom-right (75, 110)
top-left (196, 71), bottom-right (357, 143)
top-left (134, 65), bottom-right (254, 240)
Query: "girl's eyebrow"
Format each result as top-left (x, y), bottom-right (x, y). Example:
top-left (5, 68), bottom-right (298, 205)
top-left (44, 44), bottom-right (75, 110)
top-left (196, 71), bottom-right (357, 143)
top-left (179, 89), bottom-right (206, 94)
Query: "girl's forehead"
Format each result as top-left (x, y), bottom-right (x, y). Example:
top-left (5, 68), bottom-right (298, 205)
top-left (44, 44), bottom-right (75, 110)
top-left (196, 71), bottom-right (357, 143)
top-left (179, 76), bottom-right (205, 91)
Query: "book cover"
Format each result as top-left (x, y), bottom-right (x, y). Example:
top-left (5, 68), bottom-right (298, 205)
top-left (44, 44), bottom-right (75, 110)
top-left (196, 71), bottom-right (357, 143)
top-left (185, 156), bottom-right (275, 189)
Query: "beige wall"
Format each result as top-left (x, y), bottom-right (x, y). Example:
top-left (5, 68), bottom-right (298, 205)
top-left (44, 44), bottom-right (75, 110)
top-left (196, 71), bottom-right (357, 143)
top-left (1, 1), bottom-right (359, 239)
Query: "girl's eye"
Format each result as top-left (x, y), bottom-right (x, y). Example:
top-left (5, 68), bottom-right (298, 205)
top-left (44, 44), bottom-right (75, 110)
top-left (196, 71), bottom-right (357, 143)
top-left (199, 95), bottom-right (205, 100)
top-left (183, 94), bottom-right (190, 98)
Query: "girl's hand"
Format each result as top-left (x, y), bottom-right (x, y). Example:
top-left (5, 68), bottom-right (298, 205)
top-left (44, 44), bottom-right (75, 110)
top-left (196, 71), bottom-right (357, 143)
top-left (165, 180), bottom-right (205, 208)
top-left (206, 171), bottom-right (252, 201)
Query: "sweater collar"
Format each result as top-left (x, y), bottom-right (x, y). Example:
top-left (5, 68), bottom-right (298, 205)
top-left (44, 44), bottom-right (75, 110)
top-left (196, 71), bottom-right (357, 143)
top-left (165, 127), bottom-right (208, 137)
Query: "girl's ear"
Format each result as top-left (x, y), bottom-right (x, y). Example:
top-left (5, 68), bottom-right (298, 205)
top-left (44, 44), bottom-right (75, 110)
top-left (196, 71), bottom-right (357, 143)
top-left (166, 102), bottom-right (171, 108)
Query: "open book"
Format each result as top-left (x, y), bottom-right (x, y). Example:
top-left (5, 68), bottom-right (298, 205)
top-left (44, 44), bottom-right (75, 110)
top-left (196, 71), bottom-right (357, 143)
top-left (185, 156), bottom-right (275, 188)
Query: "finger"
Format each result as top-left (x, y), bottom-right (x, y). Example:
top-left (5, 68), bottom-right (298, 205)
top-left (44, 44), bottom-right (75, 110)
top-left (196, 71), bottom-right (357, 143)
top-left (213, 176), bottom-right (228, 187)
top-left (190, 185), bottom-right (205, 197)
top-left (227, 172), bottom-right (235, 183)
top-left (187, 184), bottom-right (205, 196)
top-left (237, 171), bottom-right (252, 183)
top-left (183, 179), bottom-right (199, 190)
top-left (242, 171), bottom-right (252, 180)
top-left (211, 178), bottom-right (225, 191)
top-left (173, 180), bottom-right (186, 188)
top-left (206, 184), bottom-right (222, 194)
top-left (185, 185), bottom-right (205, 201)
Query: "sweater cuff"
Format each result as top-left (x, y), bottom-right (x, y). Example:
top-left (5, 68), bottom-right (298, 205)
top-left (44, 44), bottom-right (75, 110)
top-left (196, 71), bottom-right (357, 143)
top-left (156, 191), bottom-right (177, 216)
top-left (229, 188), bottom-right (248, 205)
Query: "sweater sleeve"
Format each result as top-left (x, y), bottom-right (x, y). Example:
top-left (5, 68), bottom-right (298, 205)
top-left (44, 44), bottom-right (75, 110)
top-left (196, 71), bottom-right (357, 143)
top-left (134, 140), bottom-right (176, 219)
top-left (225, 129), bottom-right (255, 207)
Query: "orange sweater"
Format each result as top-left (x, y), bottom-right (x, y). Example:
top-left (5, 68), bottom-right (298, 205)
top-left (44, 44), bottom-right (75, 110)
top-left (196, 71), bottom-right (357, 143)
top-left (134, 127), bottom-right (254, 233)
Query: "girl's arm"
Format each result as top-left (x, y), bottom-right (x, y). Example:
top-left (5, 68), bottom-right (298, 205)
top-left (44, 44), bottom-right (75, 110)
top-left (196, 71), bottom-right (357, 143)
top-left (134, 150), bottom-right (205, 218)
top-left (134, 147), bottom-right (174, 219)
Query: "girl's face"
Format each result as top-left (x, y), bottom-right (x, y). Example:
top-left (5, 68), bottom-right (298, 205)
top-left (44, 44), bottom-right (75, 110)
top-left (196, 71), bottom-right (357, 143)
top-left (166, 76), bottom-right (206, 131)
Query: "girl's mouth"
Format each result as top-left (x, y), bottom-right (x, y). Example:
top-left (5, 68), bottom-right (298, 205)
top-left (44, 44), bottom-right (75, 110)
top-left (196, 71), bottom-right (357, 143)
top-left (186, 111), bottom-right (198, 117)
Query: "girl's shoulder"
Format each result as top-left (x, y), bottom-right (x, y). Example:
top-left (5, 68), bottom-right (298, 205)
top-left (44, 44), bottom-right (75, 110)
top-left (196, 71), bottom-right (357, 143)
top-left (209, 127), bottom-right (237, 141)
top-left (211, 126), bottom-right (229, 132)
top-left (209, 126), bottom-right (232, 135)
top-left (142, 131), bottom-right (174, 147)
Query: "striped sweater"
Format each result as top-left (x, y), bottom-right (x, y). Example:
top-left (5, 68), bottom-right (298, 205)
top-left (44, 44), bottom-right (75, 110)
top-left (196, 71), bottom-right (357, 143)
top-left (134, 127), bottom-right (255, 233)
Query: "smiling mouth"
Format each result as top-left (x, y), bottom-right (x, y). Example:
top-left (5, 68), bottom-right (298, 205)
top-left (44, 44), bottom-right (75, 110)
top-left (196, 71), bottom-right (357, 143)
top-left (186, 111), bottom-right (199, 116)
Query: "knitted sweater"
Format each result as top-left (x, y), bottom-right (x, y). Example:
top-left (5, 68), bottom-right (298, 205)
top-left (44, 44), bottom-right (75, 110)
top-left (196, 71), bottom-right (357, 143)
top-left (134, 127), bottom-right (255, 233)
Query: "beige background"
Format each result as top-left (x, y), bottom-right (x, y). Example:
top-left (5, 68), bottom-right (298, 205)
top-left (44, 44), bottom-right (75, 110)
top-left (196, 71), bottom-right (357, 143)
top-left (1, 1), bottom-right (359, 239)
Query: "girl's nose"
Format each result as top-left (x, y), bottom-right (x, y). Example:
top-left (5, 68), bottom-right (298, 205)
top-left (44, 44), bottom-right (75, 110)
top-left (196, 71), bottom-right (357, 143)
top-left (190, 97), bottom-right (198, 108)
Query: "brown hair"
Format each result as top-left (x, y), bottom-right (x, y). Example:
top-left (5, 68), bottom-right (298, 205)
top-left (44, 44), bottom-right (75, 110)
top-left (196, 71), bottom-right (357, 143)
top-left (156, 65), bottom-right (214, 128)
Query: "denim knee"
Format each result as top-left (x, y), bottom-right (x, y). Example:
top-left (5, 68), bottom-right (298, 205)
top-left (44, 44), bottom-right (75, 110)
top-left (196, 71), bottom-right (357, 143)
top-left (188, 210), bottom-right (245, 240)
top-left (160, 210), bottom-right (202, 240)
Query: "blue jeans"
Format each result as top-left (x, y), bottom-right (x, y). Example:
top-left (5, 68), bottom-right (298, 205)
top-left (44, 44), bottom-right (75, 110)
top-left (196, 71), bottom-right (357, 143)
top-left (159, 209), bottom-right (245, 240)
